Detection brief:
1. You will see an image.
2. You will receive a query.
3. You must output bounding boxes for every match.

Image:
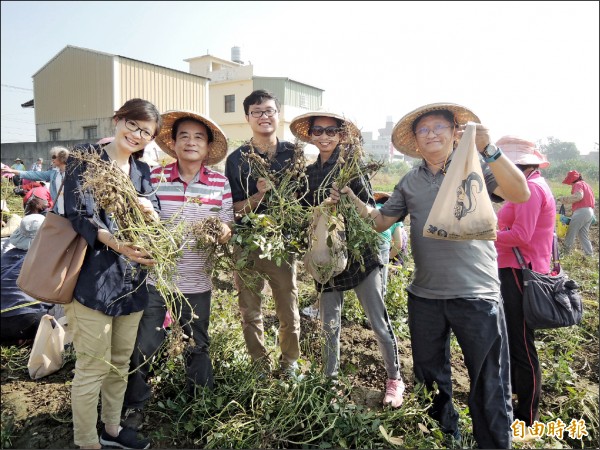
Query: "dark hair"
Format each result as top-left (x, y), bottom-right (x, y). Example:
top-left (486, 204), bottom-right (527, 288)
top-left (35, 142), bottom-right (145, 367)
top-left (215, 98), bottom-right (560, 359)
top-left (516, 164), bottom-right (539, 172)
top-left (24, 195), bottom-right (48, 215)
top-left (171, 117), bottom-right (213, 144)
top-left (412, 110), bottom-right (456, 134)
top-left (308, 116), bottom-right (344, 134)
top-left (113, 98), bottom-right (162, 160)
top-left (243, 89), bottom-right (280, 115)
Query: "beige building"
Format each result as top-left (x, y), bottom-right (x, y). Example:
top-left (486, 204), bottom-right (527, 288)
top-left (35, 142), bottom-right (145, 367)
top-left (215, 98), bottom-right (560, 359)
top-left (24, 45), bottom-right (324, 147)
top-left (186, 48), bottom-right (323, 142)
top-left (29, 45), bottom-right (210, 143)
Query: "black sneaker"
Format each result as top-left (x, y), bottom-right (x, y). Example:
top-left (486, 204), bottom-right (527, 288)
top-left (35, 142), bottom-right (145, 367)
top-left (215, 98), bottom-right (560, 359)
top-left (121, 408), bottom-right (144, 431)
top-left (99, 427), bottom-right (150, 449)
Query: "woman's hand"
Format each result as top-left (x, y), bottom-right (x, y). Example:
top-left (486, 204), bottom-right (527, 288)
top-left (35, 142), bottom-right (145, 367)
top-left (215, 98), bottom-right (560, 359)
top-left (119, 243), bottom-right (156, 266)
top-left (138, 197), bottom-right (159, 221)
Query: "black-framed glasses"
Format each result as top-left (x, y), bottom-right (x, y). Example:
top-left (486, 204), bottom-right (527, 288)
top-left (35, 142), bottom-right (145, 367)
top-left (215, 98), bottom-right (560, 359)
top-left (310, 126), bottom-right (340, 137)
top-left (123, 119), bottom-right (154, 141)
top-left (415, 124), bottom-right (453, 137)
top-left (249, 108), bottom-right (278, 118)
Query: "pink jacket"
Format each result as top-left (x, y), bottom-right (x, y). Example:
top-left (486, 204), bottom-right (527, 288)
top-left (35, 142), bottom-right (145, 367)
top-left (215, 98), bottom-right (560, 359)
top-left (495, 171), bottom-right (556, 273)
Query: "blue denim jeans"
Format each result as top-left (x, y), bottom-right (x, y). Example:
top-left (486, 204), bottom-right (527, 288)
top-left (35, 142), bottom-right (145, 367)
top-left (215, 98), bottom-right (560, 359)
top-left (407, 292), bottom-right (513, 449)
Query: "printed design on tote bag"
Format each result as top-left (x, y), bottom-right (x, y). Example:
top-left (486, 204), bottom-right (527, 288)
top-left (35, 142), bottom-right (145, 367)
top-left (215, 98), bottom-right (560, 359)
top-left (453, 172), bottom-right (483, 220)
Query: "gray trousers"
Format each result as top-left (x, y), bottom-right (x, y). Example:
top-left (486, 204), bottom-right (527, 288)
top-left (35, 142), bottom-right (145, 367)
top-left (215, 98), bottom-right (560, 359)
top-left (564, 207), bottom-right (594, 255)
top-left (319, 268), bottom-right (400, 379)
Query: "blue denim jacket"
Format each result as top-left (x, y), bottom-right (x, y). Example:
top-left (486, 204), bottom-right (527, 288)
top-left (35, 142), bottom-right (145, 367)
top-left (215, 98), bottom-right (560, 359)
top-left (64, 145), bottom-right (160, 316)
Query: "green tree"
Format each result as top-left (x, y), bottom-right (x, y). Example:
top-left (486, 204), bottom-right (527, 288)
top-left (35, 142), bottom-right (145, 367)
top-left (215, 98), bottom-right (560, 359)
top-left (541, 137), bottom-right (580, 162)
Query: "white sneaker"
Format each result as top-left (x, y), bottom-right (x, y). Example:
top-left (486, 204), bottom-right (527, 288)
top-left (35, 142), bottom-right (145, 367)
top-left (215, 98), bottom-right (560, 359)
top-left (383, 378), bottom-right (405, 408)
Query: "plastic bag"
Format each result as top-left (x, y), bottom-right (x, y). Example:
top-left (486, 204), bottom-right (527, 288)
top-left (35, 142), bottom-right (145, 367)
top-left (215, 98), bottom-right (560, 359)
top-left (27, 314), bottom-right (72, 380)
top-left (303, 205), bottom-right (348, 284)
top-left (423, 123), bottom-right (497, 241)
top-left (555, 204), bottom-right (570, 238)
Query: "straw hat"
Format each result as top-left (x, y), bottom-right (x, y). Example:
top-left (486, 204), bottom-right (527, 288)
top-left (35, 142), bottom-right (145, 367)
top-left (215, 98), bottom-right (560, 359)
top-left (495, 136), bottom-right (550, 169)
top-left (155, 110), bottom-right (228, 165)
top-left (391, 103), bottom-right (480, 158)
top-left (290, 111), bottom-right (361, 144)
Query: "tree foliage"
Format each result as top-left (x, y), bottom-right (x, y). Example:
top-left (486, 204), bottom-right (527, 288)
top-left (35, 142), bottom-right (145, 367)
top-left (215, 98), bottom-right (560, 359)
top-left (540, 137), bottom-right (580, 162)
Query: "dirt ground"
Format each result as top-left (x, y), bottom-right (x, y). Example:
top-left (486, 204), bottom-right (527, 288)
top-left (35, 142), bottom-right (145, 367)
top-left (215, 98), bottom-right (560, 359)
top-left (1, 274), bottom-right (472, 450)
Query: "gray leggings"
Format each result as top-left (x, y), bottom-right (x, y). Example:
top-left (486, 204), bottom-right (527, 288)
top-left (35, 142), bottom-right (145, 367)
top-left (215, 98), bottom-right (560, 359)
top-left (319, 268), bottom-right (401, 379)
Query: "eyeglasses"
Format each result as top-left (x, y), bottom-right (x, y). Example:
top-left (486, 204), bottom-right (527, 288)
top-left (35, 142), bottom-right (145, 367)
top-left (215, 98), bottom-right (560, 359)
top-left (415, 124), bottom-right (453, 137)
top-left (249, 108), bottom-right (278, 118)
top-left (310, 126), bottom-right (340, 137)
top-left (123, 119), bottom-right (154, 141)
top-left (51, 155), bottom-right (57, 159)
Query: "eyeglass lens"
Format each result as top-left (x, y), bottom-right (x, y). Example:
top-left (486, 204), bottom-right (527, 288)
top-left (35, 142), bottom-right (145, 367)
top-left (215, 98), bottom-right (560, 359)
top-left (311, 126), bottom-right (339, 137)
top-left (249, 109), bottom-right (277, 118)
top-left (416, 124), bottom-right (452, 137)
top-left (125, 119), bottom-right (152, 141)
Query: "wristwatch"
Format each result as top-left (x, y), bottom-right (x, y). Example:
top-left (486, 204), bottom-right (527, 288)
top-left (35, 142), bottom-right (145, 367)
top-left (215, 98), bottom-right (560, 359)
top-left (481, 144), bottom-right (502, 163)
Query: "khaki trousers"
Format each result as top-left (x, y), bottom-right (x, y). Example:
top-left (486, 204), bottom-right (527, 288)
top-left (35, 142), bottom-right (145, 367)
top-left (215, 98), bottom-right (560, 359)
top-left (234, 248), bottom-right (300, 369)
top-left (64, 300), bottom-right (142, 446)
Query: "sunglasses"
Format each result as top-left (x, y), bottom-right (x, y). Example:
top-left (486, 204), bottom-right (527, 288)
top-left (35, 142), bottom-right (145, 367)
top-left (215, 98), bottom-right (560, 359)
top-left (51, 155), bottom-right (57, 159)
top-left (310, 126), bottom-right (340, 137)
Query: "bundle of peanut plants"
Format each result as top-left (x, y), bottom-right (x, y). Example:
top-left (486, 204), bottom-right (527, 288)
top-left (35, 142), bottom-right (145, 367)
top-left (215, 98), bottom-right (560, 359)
top-left (232, 141), bottom-right (311, 269)
top-left (72, 149), bottom-right (187, 315)
top-left (317, 133), bottom-right (385, 272)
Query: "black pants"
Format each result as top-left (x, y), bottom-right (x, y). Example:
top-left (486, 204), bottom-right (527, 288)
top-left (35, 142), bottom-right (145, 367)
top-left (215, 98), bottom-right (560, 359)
top-left (124, 285), bottom-right (213, 409)
top-left (0, 311), bottom-right (45, 343)
top-left (408, 292), bottom-right (513, 449)
top-left (499, 267), bottom-right (541, 426)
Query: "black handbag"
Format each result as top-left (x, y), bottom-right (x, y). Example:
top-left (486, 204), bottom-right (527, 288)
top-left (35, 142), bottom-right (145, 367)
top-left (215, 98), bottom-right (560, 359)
top-left (513, 235), bottom-right (583, 329)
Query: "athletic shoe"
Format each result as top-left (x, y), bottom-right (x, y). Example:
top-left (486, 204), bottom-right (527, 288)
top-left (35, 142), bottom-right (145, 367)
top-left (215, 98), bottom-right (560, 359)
top-left (99, 426), bottom-right (150, 449)
top-left (383, 378), bottom-right (405, 408)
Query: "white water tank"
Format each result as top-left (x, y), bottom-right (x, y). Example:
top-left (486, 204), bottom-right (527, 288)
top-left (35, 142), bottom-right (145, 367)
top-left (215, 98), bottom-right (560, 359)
top-left (231, 46), bottom-right (243, 64)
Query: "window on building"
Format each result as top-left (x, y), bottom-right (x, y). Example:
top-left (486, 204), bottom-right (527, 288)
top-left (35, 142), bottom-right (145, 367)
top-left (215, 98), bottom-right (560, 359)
top-left (299, 94), bottom-right (308, 108)
top-left (49, 129), bottom-right (61, 141)
top-left (224, 94), bottom-right (235, 113)
top-left (83, 126), bottom-right (97, 140)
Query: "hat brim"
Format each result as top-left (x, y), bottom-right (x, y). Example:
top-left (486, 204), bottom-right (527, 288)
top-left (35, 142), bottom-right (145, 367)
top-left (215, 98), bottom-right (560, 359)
top-left (290, 111), bottom-right (361, 144)
top-left (155, 111), bottom-right (228, 166)
top-left (374, 191), bottom-right (391, 202)
top-left (391, 103), bottom-right (480, 158)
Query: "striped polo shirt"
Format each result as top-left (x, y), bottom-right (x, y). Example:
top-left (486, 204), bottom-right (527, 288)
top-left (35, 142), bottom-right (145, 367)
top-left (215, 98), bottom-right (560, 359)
top-left (150, 162), bottom-right (234, 293)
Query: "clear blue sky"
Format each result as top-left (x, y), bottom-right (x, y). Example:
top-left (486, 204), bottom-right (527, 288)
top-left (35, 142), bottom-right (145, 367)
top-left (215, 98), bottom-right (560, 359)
top-left (1, 1), bottom-right (598, 154)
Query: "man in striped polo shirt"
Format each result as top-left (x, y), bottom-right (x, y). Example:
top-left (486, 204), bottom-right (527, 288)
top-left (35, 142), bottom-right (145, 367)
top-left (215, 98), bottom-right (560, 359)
top-left (122, 111), bottom-right (234, 431)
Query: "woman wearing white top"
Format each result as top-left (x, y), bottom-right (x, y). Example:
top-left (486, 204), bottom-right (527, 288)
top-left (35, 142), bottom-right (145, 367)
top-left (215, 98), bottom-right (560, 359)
top-left (2, 146), bottom-right (69, 215)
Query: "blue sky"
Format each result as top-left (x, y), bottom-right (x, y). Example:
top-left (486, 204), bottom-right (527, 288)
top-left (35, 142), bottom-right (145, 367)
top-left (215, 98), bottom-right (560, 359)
top-left (1, 1), bottom-right (598, 154)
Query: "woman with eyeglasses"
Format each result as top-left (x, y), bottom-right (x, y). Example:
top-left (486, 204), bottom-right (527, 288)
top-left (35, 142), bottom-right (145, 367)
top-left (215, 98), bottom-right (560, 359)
top-left (1, 146), bottom-right (69, 215)
top-left (62, 98), bottom-right (161, 450)
top-left (290, 111), bottom-right (405, 409)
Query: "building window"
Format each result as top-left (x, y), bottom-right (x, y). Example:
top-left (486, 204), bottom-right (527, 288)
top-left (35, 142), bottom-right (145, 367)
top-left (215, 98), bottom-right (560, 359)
top-left (299, 94), bottom-right (308, 108)
top-left (49, 129), bottom-right (61, 141)
top-left (224, 94), bottom-right (235, 113)
top-left (83, 126), bottom-right (97, 140)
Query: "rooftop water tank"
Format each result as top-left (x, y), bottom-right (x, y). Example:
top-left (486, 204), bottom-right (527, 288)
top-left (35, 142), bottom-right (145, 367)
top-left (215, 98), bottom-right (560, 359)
top-left (231, 46), bottom-right (243, 64)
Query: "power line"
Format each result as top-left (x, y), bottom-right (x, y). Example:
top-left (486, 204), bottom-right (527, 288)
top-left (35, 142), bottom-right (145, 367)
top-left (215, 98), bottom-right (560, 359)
top-left (1, 84), bottom-right (33, 91)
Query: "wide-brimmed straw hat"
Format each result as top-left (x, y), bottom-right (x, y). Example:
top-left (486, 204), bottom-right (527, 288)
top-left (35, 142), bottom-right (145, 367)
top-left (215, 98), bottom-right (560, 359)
top-left (290, 111), bottom-right (361, 144)
top-left (495, 136), bottom-right (550, 169)
top-left (155, 110), bottom-right (228, 165)
top-left (391, 103), bottom-right (480, 158)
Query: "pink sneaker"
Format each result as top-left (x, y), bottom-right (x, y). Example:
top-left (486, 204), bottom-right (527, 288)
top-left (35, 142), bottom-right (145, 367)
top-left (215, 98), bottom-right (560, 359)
top-left (383, 378), bottom-right (405, 408)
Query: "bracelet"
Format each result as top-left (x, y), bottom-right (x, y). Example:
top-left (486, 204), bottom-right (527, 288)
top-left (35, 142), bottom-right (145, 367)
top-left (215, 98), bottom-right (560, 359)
top-left (482, 144), bottom-right (503, 163)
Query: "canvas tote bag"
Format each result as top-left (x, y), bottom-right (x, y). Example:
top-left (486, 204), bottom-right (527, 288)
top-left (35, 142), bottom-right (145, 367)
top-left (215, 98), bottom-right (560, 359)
top-left (423, 122), bottom-right (497, 241)
top-left (303, 204), bottom-right (348, 284)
